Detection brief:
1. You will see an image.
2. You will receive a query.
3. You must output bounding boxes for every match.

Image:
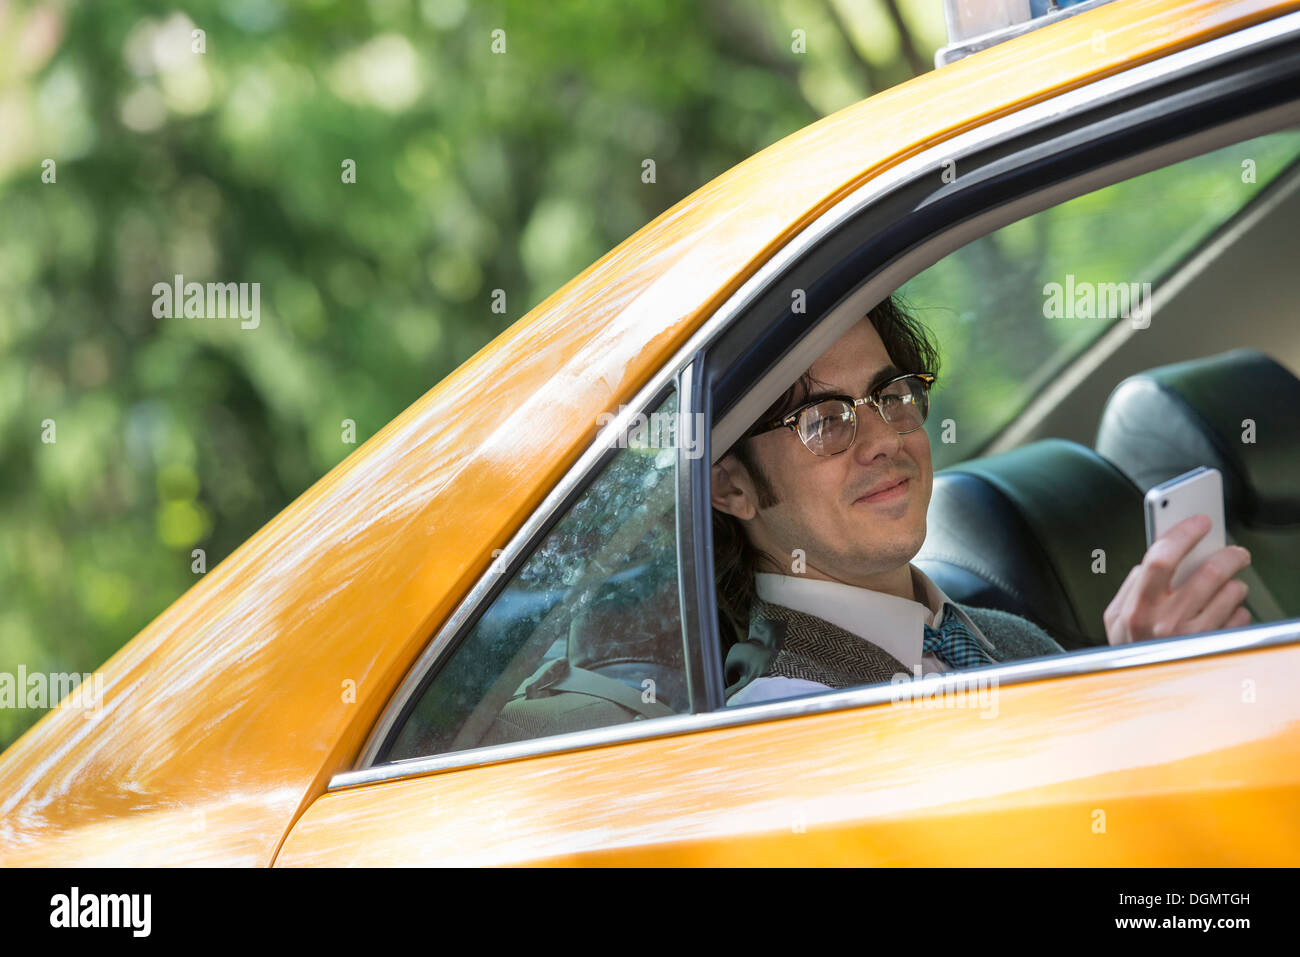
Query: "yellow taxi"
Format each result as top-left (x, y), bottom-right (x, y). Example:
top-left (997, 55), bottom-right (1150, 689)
top-left (3, 0), bottom-right (1300, 866)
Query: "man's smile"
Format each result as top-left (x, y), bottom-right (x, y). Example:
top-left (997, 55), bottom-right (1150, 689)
top-left (853, 476), bottom-right (910, 505)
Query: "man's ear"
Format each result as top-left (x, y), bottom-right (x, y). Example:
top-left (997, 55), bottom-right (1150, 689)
top-left (711, 455), bottom-right (758, 521)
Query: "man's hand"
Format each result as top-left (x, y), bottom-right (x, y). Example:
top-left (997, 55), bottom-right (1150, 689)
top-left (1104, 514), bottom-right (1252, 646)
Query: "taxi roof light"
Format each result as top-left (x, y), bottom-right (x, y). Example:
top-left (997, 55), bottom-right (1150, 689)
top-left (937, 0), bottom-right (1122, 67)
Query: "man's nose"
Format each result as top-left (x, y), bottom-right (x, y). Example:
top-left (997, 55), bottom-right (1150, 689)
top-left (852, 406), bottom-right (903, 464)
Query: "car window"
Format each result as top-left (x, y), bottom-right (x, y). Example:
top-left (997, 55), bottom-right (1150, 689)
top-left (710, 115), bottom-right (1300, 707)
top-left (381, 390), bottom-right (686, 763)
top-left (901, 127), bottom-right (1300, 470)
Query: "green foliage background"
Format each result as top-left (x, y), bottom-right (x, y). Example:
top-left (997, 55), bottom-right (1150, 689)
top-left (0, 0), bottom-right (946, 748)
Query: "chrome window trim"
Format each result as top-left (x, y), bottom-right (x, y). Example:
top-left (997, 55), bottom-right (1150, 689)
top-left (343, 9), bottom-right (1300, 782)
top-left (333, 618), bottom-right (1300, 791)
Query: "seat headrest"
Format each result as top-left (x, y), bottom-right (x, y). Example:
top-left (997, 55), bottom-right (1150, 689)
top-left (914, 439), bottom-right (1146, 649)
top-left (1095, 349), bottom-right (1300, 525)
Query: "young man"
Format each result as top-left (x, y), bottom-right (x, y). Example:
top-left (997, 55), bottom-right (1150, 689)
top-left (711, 296), bottom-right (1253, 706)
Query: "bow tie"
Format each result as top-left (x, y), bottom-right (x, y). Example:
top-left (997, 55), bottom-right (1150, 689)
top-left (923, 603), bottom-right (995, 669)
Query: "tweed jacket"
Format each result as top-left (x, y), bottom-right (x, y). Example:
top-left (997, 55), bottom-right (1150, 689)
top-left (724, 596), bottom-right (1065, 700)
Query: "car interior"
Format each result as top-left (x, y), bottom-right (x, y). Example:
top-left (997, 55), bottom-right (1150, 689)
top-left (475, 550), bottom-right (686, 748)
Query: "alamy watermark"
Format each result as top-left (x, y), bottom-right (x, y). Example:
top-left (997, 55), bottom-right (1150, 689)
top-left (1, 666), bottom-right (104, 716)
top-left (890, 667), bottom-right (999, 718)
top-left (50, 887), bottom-right (150, 937)
top-left (596, 405), bottom-right (706, 460)
top-left (1043, 274), bottom-right (1152, 329)
top-left (152, 273), bottom-right (260, 329)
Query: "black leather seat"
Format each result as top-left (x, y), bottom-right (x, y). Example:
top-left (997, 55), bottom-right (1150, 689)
top-left (915, 439), bottom-right (1147, 650)
top-left (1095, 348), bottom-right (1299, 620)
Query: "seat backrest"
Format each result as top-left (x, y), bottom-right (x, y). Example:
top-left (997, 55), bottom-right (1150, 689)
top-left (915, 438), bottom-right (1147, 649)
top-left (479, 563), bottom-right (686, 747)
top-left (567, 570), bottom-right (687, 709)
top-left (1095, 348), bottom-right (1300, 620)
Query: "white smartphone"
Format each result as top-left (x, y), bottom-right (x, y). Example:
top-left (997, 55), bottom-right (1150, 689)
top-left (1144, 466), bottom-right (1227, 590)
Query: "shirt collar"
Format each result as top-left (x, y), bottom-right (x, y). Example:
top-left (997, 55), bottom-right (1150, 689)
top-left (754, 565), bottom-right (957, 667)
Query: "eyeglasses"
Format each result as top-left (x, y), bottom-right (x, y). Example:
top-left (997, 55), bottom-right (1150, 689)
top-left (749, 372), bottom-right (936, 457)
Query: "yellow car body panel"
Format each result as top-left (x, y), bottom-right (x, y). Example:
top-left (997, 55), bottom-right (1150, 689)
top-left (276, 646), bottom-right (1300, 866)
top-left (1, 0), bottom-right (1296, 866)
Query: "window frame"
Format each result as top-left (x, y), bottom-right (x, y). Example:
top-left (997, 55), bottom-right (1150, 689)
top-left (334, 10), bottom-right (1300, 793)
top-left (360, 374), bottom-right (694, 768)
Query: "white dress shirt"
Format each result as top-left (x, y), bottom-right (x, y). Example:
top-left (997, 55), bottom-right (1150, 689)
top-left (726, 564), bottom-right (996, 706)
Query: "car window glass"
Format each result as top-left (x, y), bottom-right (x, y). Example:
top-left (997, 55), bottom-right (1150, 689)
top-left (900, 128), bottom-right (1300, 469)
top-left (382, 391), bottom-right (685, 762)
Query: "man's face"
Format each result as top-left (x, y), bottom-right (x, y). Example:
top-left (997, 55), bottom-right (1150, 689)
top-left (712, 318), bottom-right (933, 589)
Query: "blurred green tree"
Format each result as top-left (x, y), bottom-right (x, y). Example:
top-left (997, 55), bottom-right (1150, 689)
top-left (0, 0), bottom-right (945, 748)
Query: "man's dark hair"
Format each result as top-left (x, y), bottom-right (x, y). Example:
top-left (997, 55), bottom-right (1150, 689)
top-left (712, 294), bottom-right (941, 647)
